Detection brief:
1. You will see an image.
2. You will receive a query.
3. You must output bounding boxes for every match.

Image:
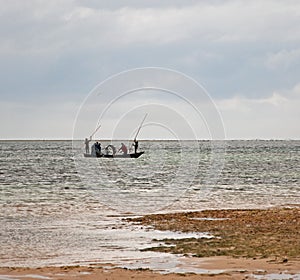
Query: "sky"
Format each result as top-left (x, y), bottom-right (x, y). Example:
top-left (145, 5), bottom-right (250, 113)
top-left (0, 0), bottom-right (300, 139)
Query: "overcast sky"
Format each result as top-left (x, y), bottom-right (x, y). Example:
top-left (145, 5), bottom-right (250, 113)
top-left (0, 0), bottom-right (299, 139)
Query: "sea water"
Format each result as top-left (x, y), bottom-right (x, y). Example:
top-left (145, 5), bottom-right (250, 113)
top-left (0, 140), bottom-right (299, 270)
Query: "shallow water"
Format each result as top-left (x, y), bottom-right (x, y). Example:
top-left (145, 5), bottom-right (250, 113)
top-left (0, 140), bottom-right (299, 270)
top-left (252, 273), bottom-right (300, 280)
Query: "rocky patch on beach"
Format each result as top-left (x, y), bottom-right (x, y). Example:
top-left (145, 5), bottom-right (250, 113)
top-left (128, 207), bottom-right (300, 259)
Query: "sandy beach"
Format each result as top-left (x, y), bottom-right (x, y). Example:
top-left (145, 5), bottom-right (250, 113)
top-left (1, 207), bottom-right (299, 279)
top-left (0, 257), bottom-right (299, 280)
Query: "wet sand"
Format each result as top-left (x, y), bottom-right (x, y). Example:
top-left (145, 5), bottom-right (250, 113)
top-left (1, 257), bottom-right (300, 280)
top-left (1, 207), bottom-right (300, 279)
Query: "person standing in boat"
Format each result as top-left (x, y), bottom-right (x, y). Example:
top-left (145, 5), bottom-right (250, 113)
top-left (132, 139), bottom-right (138, 154)
top-left (119, 143), bottom-right (128, 155)
top-left (84, 137), bottom-right (92, 154)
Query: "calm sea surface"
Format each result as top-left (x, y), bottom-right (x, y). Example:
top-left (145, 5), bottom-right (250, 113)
top-left (0, 140), bottom-right (299, 270)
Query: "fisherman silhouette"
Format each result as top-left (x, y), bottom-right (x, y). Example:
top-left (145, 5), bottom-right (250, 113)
top-left (84, 137), bottom-right (91, 154)
top-left (133, 139), bottom-right (138, 154)
top-left (95, 142), bottom-right (101, 157)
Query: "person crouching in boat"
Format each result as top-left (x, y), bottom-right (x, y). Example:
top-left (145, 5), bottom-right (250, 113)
top-left (119, 143), bottom-right (128, 155)
top-left (105, 144), bottom-right (116, 156)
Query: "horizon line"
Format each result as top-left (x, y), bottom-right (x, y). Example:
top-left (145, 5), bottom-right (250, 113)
top-left (0, 138), bottom-right (299, 141)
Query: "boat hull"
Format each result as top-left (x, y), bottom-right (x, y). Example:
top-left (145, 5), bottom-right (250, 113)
top-left (84, 151), bottom-right (144, 158)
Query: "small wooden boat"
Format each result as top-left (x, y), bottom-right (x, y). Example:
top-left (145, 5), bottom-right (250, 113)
top-left (84, 114), bottom-right (147, 160)
top-left (84, 151), bottom-right (144, 158)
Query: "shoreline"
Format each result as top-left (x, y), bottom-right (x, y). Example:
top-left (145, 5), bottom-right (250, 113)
top-left (1, 206), bottom-right (299, 279)
top-left (1, 256), bottom-right (299, 279)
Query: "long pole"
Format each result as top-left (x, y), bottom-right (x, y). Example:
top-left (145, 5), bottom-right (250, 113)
top-left (90, 124), bottom-right (101, 139)
top-left (134, 113), bottom-right (148, 141)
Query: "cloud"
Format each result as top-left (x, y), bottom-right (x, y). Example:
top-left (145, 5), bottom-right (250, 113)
top-left (0, 100), bottom-right (78, 139)
top-left (217, 83), bottom-right (300, 139)
top-left (0, 0), bottom-right (299, 139)
top-left (265, 49), bottom-right (300, 71)
top-left (72, 68), bottom-right (225, 140)
top-left (2, 0), bottom-right (300, 55)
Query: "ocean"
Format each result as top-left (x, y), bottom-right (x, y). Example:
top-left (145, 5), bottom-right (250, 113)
top-left (0, 140), bottom-right (299, 271)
